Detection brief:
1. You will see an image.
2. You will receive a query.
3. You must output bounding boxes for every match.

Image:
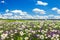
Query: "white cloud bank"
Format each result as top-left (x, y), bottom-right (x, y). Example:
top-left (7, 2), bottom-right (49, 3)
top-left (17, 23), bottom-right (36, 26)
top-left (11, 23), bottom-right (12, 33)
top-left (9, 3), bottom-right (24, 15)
top-left (0, 9), bottom-right (33, 19)
top-left (33, 8), bottom-right (46, 14)
top-left (37, 1), bottom-right (48, 6)
top-left (0, 9), bottom-right (60, 19)
top-left (0, 9), bottom-right (48, 19)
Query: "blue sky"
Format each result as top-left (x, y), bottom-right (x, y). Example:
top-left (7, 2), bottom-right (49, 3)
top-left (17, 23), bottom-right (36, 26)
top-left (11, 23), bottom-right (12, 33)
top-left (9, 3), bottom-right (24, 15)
top-left (0, 0), bottom-right (60, 19)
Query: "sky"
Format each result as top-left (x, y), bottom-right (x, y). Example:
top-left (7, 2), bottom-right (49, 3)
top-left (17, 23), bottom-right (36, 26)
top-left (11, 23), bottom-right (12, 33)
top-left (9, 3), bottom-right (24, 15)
top-left (0, 0), bottom-right (60, 19)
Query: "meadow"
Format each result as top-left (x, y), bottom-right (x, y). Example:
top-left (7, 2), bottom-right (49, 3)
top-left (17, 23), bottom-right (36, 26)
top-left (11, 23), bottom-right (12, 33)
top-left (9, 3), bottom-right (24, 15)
top-left (0, 19), bottom-right (60, 40)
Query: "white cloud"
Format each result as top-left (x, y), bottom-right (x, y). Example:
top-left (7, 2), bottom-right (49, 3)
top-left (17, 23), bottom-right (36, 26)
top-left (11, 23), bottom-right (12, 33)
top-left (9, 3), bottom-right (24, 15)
top-left (1, 0), bottom-right (5, 4)
top-left (54, 16), bottom-right (60, 19)
top-left (39, 16), bottom-right (48, 19)
top-left (13, 15), bottom-right (22, 19)
top-left (48, 15), bottom-right (60, 19)
top-left (37, 1), bottom-right (48, 6)
top-left (5, 9), bottom-right (9, 12)
top-left (33, 8), bottom-right (46, 14)
top-left (0, 9), bottom-right (34, 19)
top-left (0, 9), bottom-right (48, 19)
top-left (1, 9), bottom-right (60, 19)
top-left (57, 9), bottom-right (60, 14)
top-left (32, 15), bottom-right (48, 19)
top-left (52, 7), bottom-right (60, 14)
top-left (3, 13), bottom-right (13, 16)
top-left (24, 15), bottom-right (33, 19)
top-left (11, 10), bottom-right (22, 13)
top-left (11, 10), bottom-right (27, 15)
top-left (0, 14), bottom-right (3, 18)
top-left (48, 14), bottom-right (54, 17)
top-left (52, 7), bottom-right (58, 11)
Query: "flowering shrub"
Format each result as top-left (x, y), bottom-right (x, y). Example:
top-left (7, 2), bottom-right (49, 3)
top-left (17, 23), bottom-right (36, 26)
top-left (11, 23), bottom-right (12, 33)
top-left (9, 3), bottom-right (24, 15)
top-left (0, 20), bottom-right (60, 40)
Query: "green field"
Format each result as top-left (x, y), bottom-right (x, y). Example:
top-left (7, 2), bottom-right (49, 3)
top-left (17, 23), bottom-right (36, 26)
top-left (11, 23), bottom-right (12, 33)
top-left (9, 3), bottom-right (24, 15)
top-left (0, 19), bottom-right (60, 40)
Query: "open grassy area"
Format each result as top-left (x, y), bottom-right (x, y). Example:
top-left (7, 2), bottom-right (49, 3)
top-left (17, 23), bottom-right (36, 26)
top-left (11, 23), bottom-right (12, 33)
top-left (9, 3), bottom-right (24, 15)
top-left (0, 19), bottom-right (60, 40)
